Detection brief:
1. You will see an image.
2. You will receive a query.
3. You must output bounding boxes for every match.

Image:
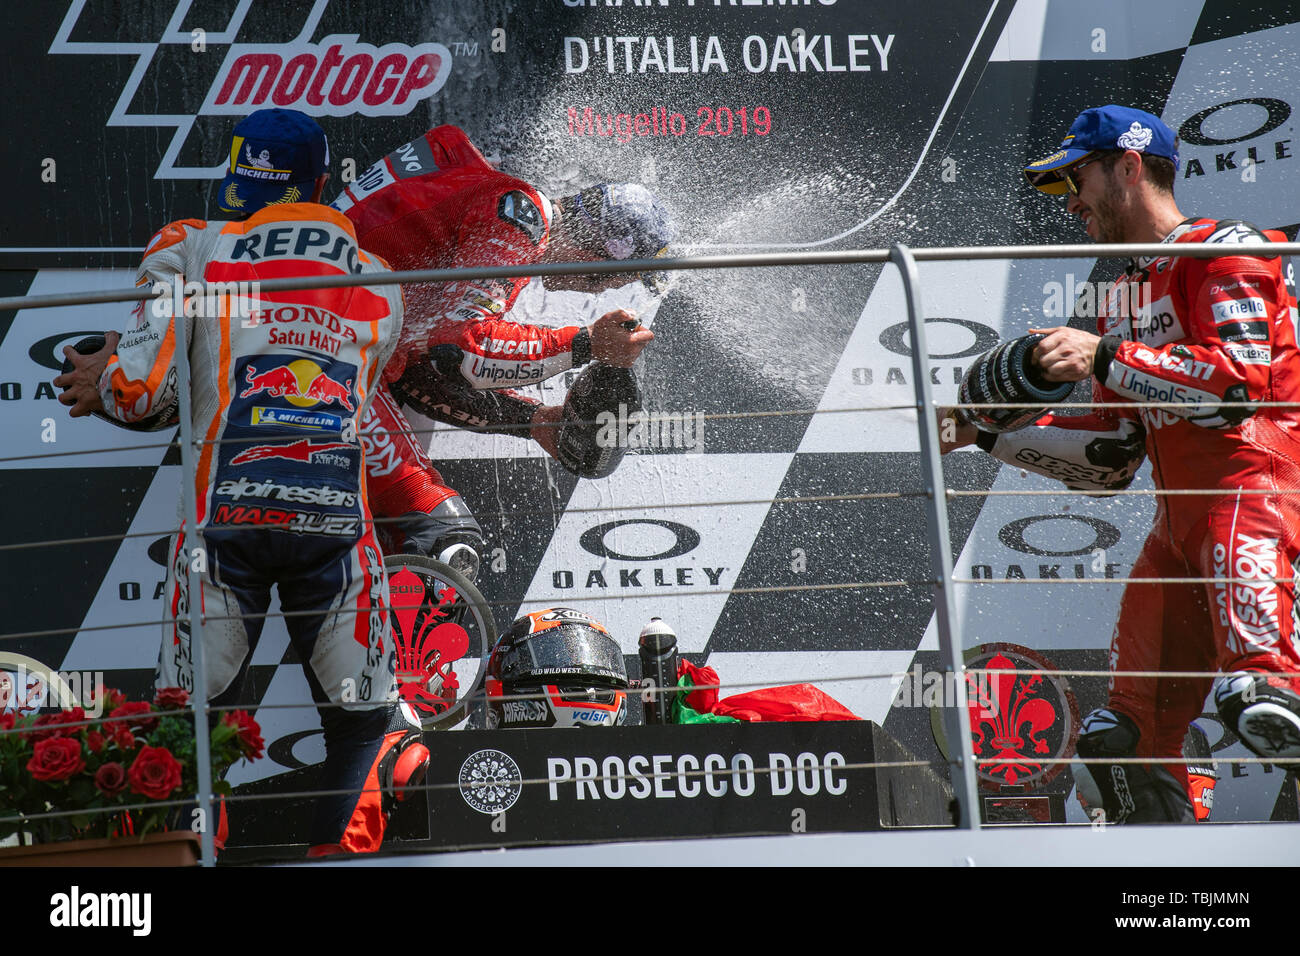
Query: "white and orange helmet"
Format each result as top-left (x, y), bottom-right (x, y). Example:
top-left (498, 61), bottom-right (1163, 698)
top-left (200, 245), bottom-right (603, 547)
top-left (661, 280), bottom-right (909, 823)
top-left (485, 608), bottom-right (628, 729)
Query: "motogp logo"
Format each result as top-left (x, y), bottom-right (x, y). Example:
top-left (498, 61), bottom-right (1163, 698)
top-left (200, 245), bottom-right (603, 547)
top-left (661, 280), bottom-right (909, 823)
top-left (203, 35), bottom-right (452, 118)
top-left (50, 0), bottom-right (454, 178)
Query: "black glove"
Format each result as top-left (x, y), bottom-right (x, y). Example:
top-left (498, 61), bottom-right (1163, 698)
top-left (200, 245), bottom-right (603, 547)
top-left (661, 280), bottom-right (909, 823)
top-left (957, 333), bottom-right (1073, 434)
top-left (391, 346), bottom-right (538, 437)
top-left (60, 334), bottom-right (178, 432)
top-left (555, 363), bottom-right (641, 479)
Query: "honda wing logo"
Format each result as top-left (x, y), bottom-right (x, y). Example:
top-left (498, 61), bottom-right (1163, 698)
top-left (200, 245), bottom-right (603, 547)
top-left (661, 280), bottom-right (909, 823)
top-left (50, 0), bottom-right (453, 180)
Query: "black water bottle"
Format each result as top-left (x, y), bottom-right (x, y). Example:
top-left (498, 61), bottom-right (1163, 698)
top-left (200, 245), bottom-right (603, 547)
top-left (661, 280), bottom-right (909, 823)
top-left (638, 617), bottom-right (679, 725)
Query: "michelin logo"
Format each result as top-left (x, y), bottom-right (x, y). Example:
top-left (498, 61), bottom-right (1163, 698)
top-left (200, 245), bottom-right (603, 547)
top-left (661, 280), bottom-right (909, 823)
top-left (250, 407), bottom-right (344, 431)
top-left (1116, 122), bottom-right (1153, 151)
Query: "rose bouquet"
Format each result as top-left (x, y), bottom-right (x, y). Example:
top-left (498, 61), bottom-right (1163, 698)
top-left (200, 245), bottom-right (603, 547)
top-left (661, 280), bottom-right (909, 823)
top-left (0, 687), bottom-right (263, 843)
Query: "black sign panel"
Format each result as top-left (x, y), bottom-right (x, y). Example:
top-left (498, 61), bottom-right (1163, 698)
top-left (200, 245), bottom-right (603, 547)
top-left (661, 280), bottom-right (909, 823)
top-left (217, 721), bottom-right (951, 858)
top-left (0, 0), bottom-right (1004, 265)
top-left (407, 721), bottom-right (951, 851)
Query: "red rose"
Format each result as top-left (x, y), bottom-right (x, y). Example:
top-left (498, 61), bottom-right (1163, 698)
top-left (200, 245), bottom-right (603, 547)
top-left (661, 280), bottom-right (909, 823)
top-left (26, 708), bottom-right (87, 741)
top-left (223, 710), bottom-right (265, 761)
top-left (0, 712), bottom-right (14, 733)
top-left (114, 727), bottom-right (137, 751)
top-left (128, 746), bottom-right (183, 800)
top-left (153, 687), bottom-right (190, 713)
top-left (94, 761), bottom-right (127, 797)
top-left (86, 730), bottom-right (105, 753)
top-left (108, 701), bottom-right (157, 735)
top-left (27, 737), bottom-right (85, 782)
top-left (96, 686), bottom-right (127, 711)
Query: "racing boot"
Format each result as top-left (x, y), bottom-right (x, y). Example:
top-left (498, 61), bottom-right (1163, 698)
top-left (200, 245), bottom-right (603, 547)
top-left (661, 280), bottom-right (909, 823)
top-left (378, 730), bottom-right (431, 813)
top-left (305, 728), bottom-right (430, 859)
top-left (1075, 708), bottom-right (1195, 823)
top-left (1215, 672), bottom-right (1300, 762)
top-left (306, 703), bottom-right (424, 858)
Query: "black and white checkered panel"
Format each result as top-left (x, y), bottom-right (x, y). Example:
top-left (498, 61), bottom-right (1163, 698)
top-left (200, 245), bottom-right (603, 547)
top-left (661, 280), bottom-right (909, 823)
top-left (4, 0), bottom-right (1299, 820)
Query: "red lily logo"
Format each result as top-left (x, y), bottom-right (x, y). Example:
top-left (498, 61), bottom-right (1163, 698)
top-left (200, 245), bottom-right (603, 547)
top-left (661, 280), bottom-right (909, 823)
top-left (389, 567), bottom-right (469, 719)
top-left (965, 644), bottom-right (1078, 789)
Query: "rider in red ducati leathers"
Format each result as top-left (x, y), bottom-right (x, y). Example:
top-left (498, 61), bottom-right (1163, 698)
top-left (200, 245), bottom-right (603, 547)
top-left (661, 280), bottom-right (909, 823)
top-left (331, 126), bottom-right (674, 577)
top-left (56, 109), bottom-right (426, 856)
top-left (944, 105), bottom-right (1300, 823)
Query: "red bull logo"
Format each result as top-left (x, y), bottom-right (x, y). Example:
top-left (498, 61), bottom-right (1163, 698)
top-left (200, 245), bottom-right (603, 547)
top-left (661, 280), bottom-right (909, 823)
top-left (240, 364), bottom-right (297, 398)
top-left (240, 359), bottom-right (355, 412)
top-left (230, 439), bottom-right (352, 466)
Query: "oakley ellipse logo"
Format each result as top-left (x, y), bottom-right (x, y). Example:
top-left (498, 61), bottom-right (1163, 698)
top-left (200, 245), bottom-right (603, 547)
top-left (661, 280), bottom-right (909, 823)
top-left (579, 519), bottom-right (701, 561)
top-left (878, 318), bottom-right (1000, 360)
top-left (148, 536), bottom-right (173, 567)
top-left (1179, 98), bottom-right (1291, 147)
top-left (998, 514), bottom-right (1121, 557)
top-left (29, 331), bottom-right (103, 372)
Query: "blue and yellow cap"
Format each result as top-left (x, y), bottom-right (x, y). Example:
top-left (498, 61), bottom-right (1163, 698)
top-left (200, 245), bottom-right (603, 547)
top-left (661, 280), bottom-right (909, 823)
top-left (217, 108), bottom-right (329, 214)
top-left (1024, 105), bottom-right (1179, 195)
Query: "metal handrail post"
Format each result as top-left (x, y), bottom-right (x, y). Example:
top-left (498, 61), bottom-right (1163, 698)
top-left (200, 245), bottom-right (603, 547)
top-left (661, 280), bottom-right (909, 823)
top-left (170, 300), bottom-right (216, 867)
top-left (889, 243), bottom-right (981, 830)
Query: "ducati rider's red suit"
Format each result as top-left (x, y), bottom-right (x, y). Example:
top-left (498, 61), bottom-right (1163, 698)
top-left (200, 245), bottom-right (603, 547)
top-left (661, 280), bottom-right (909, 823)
top-left (99, 203), bottom-right (419, 854)
top-left (977, 219), bottom-right (1300, 814)
top-left (331, 126), bottom-right (597, 565)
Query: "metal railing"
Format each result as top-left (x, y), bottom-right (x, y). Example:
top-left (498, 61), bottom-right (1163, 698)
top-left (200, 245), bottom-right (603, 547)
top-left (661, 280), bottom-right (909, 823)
top-left (4, 238), bottom-right (1299, 864)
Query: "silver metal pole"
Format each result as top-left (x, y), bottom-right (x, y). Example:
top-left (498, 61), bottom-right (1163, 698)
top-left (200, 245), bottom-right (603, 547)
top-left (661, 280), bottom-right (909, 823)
top-left (889, 244), bottom-right (981, 830)
top-left (5, 242), bottom-right (1300, 312)
top-left (170, 303), bottom-right (216, 867)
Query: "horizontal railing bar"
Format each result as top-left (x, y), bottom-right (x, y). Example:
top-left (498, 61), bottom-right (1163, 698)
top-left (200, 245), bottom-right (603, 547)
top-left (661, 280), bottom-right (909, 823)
top-left (4, 242), bottom-right (1299, 312)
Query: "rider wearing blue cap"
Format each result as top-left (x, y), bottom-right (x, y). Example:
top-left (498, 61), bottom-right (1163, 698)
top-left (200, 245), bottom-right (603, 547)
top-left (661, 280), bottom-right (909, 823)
top-left (945, 104), bottom-right (1300, 823)
top-left (58, 108), bottom-right (427, 858)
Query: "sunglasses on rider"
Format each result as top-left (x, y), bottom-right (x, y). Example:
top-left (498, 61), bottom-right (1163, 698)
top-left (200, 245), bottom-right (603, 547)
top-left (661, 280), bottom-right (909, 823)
top-left (1062, 154), bottom-right (1113, 196)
